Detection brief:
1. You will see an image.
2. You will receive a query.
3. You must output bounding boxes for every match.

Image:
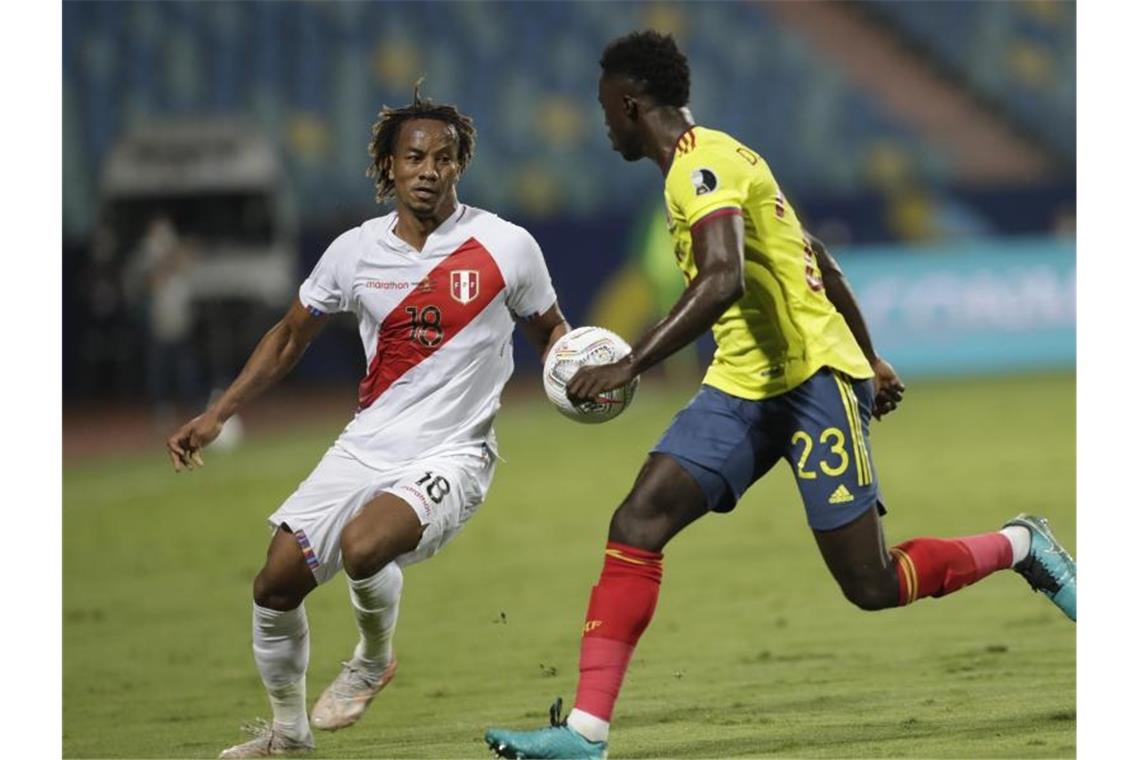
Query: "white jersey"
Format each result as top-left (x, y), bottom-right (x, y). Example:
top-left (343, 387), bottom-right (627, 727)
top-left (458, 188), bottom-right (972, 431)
top-left (298, 204), bottom-right (556, 470)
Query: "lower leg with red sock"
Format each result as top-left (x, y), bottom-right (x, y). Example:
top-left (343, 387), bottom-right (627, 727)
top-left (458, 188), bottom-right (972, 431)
top-left (566, 542), bottom-right (663, 742)
top-left (891, 529), bottom-right (1023, 606)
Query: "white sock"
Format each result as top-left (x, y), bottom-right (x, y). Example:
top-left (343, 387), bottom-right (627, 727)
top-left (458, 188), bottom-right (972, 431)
top-left (347, 563), bottom-right (403, 675)
top-left (567, 708), bottom-right (610, 743)
top-left (1000, 526), bottom-right (1032, 566)
top-left (252, 603), bottom-right (311, 739)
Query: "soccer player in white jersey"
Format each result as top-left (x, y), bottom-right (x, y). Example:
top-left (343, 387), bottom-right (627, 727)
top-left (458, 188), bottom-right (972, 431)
top-left (166, 87), bottom-right (570, 759)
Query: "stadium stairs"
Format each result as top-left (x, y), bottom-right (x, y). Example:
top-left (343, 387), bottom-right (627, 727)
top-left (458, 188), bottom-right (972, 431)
top-left (764, 0), bottom-right (1053, 185)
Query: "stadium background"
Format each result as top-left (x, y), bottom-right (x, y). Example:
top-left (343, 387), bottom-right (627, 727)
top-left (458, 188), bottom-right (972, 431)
top-left (62, 2), bottom-right (1076, 758)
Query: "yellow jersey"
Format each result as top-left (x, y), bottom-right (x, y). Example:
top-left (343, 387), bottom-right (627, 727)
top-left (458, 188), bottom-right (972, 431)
top-left (663, 126), bottom-right (872, 399)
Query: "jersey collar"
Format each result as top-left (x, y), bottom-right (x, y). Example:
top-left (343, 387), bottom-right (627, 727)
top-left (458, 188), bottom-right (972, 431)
top-left (665, 126), bottom-right (699, 171)
top-left (382, 203), bottom-right (468, 255)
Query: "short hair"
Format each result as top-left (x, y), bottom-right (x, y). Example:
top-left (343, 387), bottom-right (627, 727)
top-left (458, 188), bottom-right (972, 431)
top-left (599, 30), bottom-right (690, 107)
top-left (366, 80), bottom-right (477, 204)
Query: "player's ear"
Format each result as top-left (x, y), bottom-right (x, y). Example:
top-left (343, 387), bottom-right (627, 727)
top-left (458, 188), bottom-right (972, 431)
top-left (622, 94), bottom-right (639, 120)
top-left (385, 157), bottom-right (394, 180)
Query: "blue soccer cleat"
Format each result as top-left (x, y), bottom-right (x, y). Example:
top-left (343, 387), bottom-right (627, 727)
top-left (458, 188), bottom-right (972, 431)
top-left (485, 698), bottom-right (607, 759)
top-left (1004, 513), bottom-right (1076, 621)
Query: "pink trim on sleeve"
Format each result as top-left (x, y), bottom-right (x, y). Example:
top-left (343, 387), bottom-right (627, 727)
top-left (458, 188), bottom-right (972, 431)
top-left (690, 206), bottom-right (742, 232)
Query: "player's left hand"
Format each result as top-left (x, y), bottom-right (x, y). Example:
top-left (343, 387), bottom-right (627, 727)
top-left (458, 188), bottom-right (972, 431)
top-left (870, 357), bottom-right (905, 419)
top-left (567, 357), bottom-right (636, 405)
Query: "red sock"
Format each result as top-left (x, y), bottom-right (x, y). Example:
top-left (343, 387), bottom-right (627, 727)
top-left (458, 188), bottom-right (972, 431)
top-left (573, 542), bottom-right (663, 722)
top-left (891, 532), bottom-right (1013, 606)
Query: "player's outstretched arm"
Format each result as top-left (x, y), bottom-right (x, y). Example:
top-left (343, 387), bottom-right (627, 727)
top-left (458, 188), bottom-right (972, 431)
top-left (516, 302), bottom-right (570, 363)
top-left (166, 298), bottom-right (328, 472)
top-left (809, 233), bottom-right (904, 419)
top-left (567, 212), bottom-right (744, 403)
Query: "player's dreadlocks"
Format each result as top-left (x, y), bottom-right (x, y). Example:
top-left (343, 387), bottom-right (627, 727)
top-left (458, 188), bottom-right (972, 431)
top-left (366, 80), bottom-right (477, 205)
top-left (599, 30), bottom-right (690, 108)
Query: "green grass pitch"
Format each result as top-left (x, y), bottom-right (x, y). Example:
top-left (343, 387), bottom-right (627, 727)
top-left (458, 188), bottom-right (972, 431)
top-left (64, 372), bottom-right (1075, 758)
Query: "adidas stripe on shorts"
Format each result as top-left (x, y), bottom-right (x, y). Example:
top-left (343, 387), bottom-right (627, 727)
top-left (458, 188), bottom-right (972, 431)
top-left (268, 444), bottom-right (496, 584)
top-left (652, 367), bottom-right (884, 531)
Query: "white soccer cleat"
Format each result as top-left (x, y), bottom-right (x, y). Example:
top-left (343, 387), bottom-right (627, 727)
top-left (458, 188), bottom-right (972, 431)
top-left (217, 718), bottom-right (314, 758)
top-left (311, 657), bottom-right (398, 731)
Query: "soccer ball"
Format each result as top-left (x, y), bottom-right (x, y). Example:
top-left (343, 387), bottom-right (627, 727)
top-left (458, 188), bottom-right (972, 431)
top-left (543, 326), bottom-right (639, 424)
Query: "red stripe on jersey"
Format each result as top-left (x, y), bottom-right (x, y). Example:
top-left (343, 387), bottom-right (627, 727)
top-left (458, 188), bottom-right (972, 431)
top-left (669, 127), bottom-right (697, 162)
top-left (690, 206), bottom-right (742, 232)
top-left (357, 237), bottom-right (505, 409)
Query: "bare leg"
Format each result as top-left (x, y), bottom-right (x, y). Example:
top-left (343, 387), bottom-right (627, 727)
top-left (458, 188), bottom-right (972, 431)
top-left (608, 453), bottom-right (711, 551)
top-left (339, 492), bottom-right (425, 580)
top-left (253, 526), bottom-right (318, 610)
top-left (812, 504), bottom-right (898, 611)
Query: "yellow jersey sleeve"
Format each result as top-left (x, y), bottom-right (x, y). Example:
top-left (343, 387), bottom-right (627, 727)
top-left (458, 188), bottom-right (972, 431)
top-left (664, 133), bottom-right (752, 228)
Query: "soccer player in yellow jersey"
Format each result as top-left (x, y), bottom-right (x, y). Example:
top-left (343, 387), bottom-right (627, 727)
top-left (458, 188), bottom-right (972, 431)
top-left (486, 31), bottom-right (1075, 759)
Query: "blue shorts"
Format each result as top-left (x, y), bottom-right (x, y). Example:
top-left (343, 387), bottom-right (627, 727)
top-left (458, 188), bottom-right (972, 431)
top-left (652, 367), bottom-right (885, 531)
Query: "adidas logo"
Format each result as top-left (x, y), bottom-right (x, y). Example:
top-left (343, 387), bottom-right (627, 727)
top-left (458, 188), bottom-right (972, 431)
top-left (829, 484), bottom-right (854, 504)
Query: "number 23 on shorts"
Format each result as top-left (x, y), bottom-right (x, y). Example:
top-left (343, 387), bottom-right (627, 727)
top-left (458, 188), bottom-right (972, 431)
top-left (791, 427), bottom-right (849, 480)
top-left (791, 425), bottom-right (873, 486)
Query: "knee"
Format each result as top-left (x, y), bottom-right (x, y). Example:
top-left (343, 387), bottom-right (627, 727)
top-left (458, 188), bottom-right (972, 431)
top-left (607, 454), bottom-right (708, 551)
top-left (340, 523), bottom-right (386, 580)
top-left (252, 569), bottom-right (305, 611)
top-left (839, 575), bottom-right (898, 612)
top-left (609, 494), bottom-right (667, 550)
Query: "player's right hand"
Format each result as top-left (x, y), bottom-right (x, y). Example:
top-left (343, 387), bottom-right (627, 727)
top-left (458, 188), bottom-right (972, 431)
top-left (870, 357), bottom-right (905, 420)
top-left (566, 356), bottom-right (636, 405)
top-left (166, 413), bottom-right (224, 472)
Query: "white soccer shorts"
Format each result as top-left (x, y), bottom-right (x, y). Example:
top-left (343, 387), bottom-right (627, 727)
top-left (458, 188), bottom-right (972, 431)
top-left (268, 444), bottom-right (496, 584)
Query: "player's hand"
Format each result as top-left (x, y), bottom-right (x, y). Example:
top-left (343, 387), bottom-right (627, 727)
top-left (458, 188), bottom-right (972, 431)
top-left (870, 357), bottom-right (905, 419)
top-left (567, 357), bottom-right (636, 405)
top-left (166, 412), bottom-right (224, 472)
